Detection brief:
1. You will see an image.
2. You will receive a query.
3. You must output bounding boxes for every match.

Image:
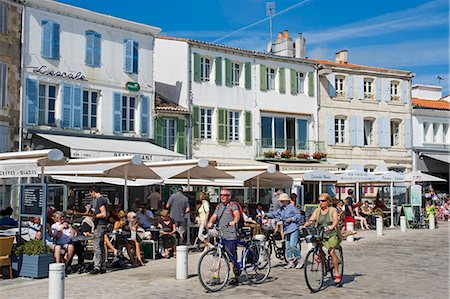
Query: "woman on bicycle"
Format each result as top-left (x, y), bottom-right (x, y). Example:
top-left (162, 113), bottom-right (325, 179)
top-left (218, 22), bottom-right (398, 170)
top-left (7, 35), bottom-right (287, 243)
top-left (259, 193), bottom-right (303, 269)
top-left (300, 193), bottom-right (341, 284)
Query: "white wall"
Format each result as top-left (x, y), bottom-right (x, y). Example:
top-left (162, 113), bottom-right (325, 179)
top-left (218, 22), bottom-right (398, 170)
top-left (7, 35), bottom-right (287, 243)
top-left (412, 84), bottom-right (442, 100)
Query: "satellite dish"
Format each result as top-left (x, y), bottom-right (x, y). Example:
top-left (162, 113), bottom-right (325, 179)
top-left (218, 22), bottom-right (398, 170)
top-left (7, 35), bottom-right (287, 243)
top-left (266, 42), bottom-right (272, 53)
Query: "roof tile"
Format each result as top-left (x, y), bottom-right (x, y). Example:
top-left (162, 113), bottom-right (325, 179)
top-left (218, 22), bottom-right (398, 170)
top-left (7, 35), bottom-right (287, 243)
top-left (412, 98), bottom-right (450, 110)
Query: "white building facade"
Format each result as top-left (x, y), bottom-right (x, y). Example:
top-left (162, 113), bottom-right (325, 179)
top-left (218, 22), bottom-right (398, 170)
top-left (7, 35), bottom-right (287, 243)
top-left (21, 0), bottom-right (161, 158)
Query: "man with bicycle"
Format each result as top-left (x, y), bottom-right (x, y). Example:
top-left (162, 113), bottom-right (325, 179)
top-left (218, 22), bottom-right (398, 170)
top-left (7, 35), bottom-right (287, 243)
top-left (300, 193), bottom-right (341, 284)
top-left (207, 188), bottom-right (241, 286)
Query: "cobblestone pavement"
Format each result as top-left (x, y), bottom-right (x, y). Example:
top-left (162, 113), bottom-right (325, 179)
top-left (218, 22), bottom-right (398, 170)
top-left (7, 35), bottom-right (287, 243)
top-left (1, 223), bottom-right (449, 299)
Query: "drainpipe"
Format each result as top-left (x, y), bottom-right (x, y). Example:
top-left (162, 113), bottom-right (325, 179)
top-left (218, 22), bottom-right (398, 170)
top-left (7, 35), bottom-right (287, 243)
top-left (187, 45), bottom-right (193, 159)
top-left (315, 64), bottom-right (320, 152)
top-left (252, 58), bottom-right (258, 159)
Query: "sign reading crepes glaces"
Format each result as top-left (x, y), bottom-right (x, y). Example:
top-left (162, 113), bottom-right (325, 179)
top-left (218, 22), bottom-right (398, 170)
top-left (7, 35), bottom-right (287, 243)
top-left (0, 164), bottom-right (40, 178)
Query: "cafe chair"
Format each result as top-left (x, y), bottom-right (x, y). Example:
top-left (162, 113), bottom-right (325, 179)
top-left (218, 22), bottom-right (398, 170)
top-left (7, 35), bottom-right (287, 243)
top-left (0, 236), bottom-right (15, 279)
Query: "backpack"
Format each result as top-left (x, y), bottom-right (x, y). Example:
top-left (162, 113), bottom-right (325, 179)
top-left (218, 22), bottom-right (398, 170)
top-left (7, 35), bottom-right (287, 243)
top-left (217, 201), bottom-right (244, 230)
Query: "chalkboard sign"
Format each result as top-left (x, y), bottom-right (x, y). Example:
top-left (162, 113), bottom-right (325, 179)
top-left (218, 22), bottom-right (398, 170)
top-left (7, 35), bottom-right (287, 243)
top-left (402, 204), bottom-right (414, 228)
top-left (21, 184), bottom-right (46, 216)
top-left (304, 204), bottom-right (319, 221)
top-left (412, 206), bottom-right (421, 225)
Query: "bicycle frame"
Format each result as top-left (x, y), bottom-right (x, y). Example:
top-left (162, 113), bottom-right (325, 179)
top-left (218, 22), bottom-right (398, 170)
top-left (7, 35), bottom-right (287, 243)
top-left (215, 235), bottom-right (254, 273)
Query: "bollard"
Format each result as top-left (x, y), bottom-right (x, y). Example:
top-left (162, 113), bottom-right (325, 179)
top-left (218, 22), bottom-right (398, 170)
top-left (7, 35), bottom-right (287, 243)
top-left (48, 263), bottom-right (65, 299)
top-left (400, 216), bottom-right (407, 232)
top-left (346, 222), bottom-right (354, 242)
top-left (376, 217), bottom-right (383, 236)
top-left (176, 245), bottom-right (188, 280)
top-left (429, 214), bottom-right (435, 230)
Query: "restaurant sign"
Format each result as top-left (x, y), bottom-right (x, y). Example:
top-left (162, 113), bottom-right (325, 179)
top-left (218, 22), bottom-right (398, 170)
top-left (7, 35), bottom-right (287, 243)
top-left (32, 65), bottom-right (88, 81)
top-left (71, 149), bottom-right (152, 161)
top-left (338, 171), bottom-right (377, 183)
top-left (126, 82), bottom-right (140, 92)
top-left (303, 170), bottom-right (338, 182)
top-left (0, 164), bottom-right (40, 178)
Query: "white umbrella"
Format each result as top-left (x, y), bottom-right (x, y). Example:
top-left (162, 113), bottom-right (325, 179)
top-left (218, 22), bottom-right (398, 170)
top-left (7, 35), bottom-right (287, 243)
top-left (404, 170), bottom-right (447, 183)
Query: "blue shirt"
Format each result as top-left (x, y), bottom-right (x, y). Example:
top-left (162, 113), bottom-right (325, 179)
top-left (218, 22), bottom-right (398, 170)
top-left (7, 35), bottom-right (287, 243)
top-left (0, 217), bottom-right (18, 227)
top-left (266, 204), bottom-right (303, 234)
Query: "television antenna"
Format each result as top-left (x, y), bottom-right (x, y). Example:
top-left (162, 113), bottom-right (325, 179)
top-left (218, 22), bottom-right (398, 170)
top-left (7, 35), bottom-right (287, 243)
top-left (266, 2), bottom-right (275, 53)
top-left (437, 76), bottom-right (444, 85)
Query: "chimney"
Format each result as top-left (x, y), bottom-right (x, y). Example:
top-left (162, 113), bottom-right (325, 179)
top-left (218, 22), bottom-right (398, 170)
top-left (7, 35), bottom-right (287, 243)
top-left (335, 50), bottom-right (348, 64)
top-left (273, 29), bottom-right (294, 57)
top-left (294, 33), bottom-right (306, 59)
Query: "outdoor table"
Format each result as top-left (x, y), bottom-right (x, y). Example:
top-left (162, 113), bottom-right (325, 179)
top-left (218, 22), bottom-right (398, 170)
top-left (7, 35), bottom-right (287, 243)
top-left (145, 228), bottom-right (160, 255)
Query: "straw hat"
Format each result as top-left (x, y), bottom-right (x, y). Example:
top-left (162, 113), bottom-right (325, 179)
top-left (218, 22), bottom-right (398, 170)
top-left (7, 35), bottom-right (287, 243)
top-left (278, 193), bottom-right (290, 201)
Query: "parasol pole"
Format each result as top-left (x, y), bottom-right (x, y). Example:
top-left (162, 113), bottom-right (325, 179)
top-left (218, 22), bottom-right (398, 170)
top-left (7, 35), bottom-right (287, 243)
top-left (124, 166), bottom-right (129, 211)
top-left (390, 181), bottom-right (395, 227)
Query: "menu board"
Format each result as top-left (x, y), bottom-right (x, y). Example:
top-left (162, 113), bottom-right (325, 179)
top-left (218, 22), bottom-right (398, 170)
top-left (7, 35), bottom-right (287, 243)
top-left (402, 204), bottom-right (414, 228)
top-left (21, 184), bottom-right (46, 216)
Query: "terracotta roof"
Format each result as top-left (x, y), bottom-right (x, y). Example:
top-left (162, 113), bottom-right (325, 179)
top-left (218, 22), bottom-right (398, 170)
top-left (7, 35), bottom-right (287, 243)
top-left (155, 93), bottom-right (190, 114)
top-left (412, 98), bottom-right (450, 110)
top-left (314, 59), bottom-right (412, 76)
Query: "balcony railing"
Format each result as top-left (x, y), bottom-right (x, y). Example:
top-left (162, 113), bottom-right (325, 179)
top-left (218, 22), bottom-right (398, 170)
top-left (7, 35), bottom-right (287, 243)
top-left (256, 138), bottom-right (326, 161)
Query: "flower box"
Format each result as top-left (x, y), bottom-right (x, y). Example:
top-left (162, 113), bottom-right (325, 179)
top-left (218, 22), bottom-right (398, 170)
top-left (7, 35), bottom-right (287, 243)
top-left (19, 254), bottom-right (53, 278)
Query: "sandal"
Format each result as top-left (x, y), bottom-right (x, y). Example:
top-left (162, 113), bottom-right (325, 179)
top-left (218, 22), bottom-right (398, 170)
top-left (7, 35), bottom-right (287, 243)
top-left (334, 274), bottom-right (341, 284)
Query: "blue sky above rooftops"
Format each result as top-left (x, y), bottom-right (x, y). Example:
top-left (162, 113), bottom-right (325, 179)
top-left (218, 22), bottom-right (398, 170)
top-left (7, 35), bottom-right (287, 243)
top-left (57, 0), bottom-right (449, 95)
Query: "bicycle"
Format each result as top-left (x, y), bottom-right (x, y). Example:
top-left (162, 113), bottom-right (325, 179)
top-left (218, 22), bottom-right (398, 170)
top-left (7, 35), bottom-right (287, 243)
top-left (197, 225), bottom-right (271, 292)
top-left (303, 227), bottom-right (344, 293)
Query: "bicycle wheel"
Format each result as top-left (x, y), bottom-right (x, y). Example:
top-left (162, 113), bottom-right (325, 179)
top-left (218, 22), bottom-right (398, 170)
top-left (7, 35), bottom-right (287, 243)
top-left (330, 247), bottom-right (344, 285)
top-left (304, 249), bottom-right (324, 293)
top-left (198, 247), bottom-right (230, 292)
top-left (244, 243), bottom-right (271, 284)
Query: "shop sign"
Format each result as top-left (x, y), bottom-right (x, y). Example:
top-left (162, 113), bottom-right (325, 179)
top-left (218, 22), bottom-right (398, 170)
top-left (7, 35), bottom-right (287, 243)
top-left (126, 82), bottom-right (140, 92)
top-left (0, 164), bottom-right (40, 178)
top-left (32, 65), bottom-right (88, 81)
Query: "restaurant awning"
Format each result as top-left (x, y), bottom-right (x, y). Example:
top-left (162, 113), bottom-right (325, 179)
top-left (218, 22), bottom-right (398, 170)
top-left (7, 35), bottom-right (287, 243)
top-left (35, 133), bottom-right (184, 161)
top-left (51, 175), bottom-right (162, 186)
top-left (404, 170), bottom-right (447, 182)
top-left (145, 159), bottom-right (233, 180)
top-left (422, 153), bottom-right (450, 164)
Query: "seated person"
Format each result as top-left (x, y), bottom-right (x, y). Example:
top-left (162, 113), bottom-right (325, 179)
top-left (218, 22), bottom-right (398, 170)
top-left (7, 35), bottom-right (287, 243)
top-left (136, 204), bottom-right (155, 229)
top-left (0, 207), bottom-right (18, 227)
top-left (51, 212), bottom-right (77, 273)
top-left (158, 209), bottom-right (177, 259)
top-left (361, 200), bottom-right (376, 226)
top-left (242, 205), bottom-right (261, 236)
top-left (354, 202), bottom-right (370, 230)
top-left (28, 217), bottom-right (42, 240)
top-left (114, 210), bottom-right (145, 267)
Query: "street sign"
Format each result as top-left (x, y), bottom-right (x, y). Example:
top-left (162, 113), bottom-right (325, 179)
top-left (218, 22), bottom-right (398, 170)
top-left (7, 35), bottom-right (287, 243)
top-left (126, 81), bottom-right (140, 91)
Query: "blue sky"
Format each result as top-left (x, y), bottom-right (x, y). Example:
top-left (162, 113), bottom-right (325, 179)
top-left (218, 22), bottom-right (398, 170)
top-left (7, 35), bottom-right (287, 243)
top-left (58, 0), bottom-right (449, 95)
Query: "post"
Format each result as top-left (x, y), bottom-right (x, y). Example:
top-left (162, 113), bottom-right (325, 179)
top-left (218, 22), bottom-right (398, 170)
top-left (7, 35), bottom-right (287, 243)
top-left (346, 222), bottom-right (354, 242)
top-left (400, 216), bottom-right (407, 232)
top-left (123, 166), bottom-right (129, 211)
top-left (389, 181), bottom-right (395, 228)
top-left (48, 263), bottom-right (65, 299)
top-left (376, 217), bottom-right (383, 236)
top-left (429, 214), bottom-right (435, 230)
top-left (176, 245), bottom-right (188, 279)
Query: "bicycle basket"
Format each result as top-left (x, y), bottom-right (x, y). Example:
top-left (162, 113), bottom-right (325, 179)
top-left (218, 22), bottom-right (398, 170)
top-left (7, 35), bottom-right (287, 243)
top-left (238, 227), bottom-right (252, 241)
top-left (305, 227), bottom-right (324, 243)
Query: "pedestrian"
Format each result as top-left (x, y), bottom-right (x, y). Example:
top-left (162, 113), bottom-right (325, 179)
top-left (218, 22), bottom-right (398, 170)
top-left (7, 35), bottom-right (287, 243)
top-left (196, 192), bottom-right (213, 251)
top-left (345, 189), bottom-right (354, 207)
top-left (166, 186), bottom-right (190, 245)
top-left (147, 190), bottom-right (162, 211)
top-left (89, 186), bottom-right (108, 274)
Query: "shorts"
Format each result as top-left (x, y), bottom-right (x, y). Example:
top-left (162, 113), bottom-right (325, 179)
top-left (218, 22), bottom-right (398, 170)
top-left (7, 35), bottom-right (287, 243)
top-left (222, 239), bottom-right (238, 259)
top-left (322, 235), bottom-right (340, 251)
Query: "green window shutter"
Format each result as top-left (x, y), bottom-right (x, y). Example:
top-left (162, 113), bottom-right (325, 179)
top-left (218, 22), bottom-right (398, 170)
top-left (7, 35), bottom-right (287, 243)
top-left (245, 111), bottom-right (252, 144)
top-left (308, 72), bottom-right (315, 97)
top-left (279, 67), bottom-right (286, 94)
top-left (176, 118), bottom-right (186, 155)
top-left (215, 57), bottom-right (222, 85)
top-left (154, 117), bottom-right (163, 146)
top-left (217, 108), bottom-right (228, 142)
top-left (244, 62), bottom-right (251, 89)
top-left (192, 105), bottom-right (200, 140)
top-left (193, 53), bottom-right (201, 82)
top-left (290, 69), bottom-right (297, 95)
top-left (259, 65), bottom-right (267, 91)
top-left (225, 58), bottom-right (232, 87)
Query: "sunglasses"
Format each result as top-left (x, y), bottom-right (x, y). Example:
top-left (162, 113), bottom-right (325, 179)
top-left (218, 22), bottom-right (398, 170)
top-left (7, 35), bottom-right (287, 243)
top-left (319, 199), bottom-right (327, 202)
top-left (220, 194), bottom-right (230, 197)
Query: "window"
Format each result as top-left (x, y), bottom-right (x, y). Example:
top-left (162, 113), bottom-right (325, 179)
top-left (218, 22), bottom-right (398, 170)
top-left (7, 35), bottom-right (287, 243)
top-left (334, 117), bottom-right (345, 144)
top-left (266, 68), bottom-right (275, 90)
top-left (296, 72), bottom-right (304, 94)
top-left (124, 40), bottom-right (138, 73)
top-left (336, 164), bottom-right (348, 171)
top-left (364, 167), bottom-right (375, 173)
top-left (261, 116), bottom-right (304, 149)
top-left (364, 119), bottom-right (374, 146)
top-left (228, 111), bottom-right (240, 141)
top-left (390, 120), bottom-right (400, 147)
top-left (231, 63), bottom-right (240, 86)
top-left (163, 119), bottom-right (176, 151)
top-left (41, 20), bottom-right (60, 60)
top-left (38, 83), bottom-right (56, 125)
top-left (0, 3), bottom-right (7, 34)
top-left (200, 108), bottom-right (212, 139)
top-left (363, 78), bottom-right (374, 99)
top-left (121, 95), bottom-right (135, 132)
top-left (85, 31), bottom-right (101, 67)
top-left (82, 90), bottom-right (98, 129)
top-left (390, 81), bottom-right (400, 101)
top-left (0, 62), bottom-right (6, 107)
top-left (200, 57), bottom-right (210, 81)
top-left (335, 76), bottom-right (344, 97)
top-left (443, 124), bottom-right (449, 144)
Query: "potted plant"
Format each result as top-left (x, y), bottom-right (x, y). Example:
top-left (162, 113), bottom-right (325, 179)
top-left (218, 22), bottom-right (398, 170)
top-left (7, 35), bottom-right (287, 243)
top-left (15, 240), bottom-right (53, 279)
top-left (296, 152), bottom-right (310, 159)
top-left (280, 150), bottom-right (293, 159)
top-left (312, 151), bottom-right (327, 160)
top-left (263, 150), bottom-right (277, 158)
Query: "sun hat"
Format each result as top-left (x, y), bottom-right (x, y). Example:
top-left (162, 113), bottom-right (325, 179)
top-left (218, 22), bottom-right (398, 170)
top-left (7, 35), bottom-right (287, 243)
top-left (278, 193), bottom-right (290, 201)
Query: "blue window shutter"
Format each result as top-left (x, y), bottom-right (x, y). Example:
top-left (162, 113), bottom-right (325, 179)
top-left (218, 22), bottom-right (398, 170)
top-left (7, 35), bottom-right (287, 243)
top-left (356, 116), bottom-right (364, 146)
top-left (25, 79), bottom-right (38, 125)
top-left (61, 85), bottom-right (72, 128)
top-left (377, 118), bottom-right (385, 147)
top-left (356, 76), bottom-right (364, 100)
top-left (140, 95), bottom-right (149, 136)
top-left (327, 74), bottom-right (335, 97)
top-left (72, 87), bottom-right (82, 129)
top-left (375, 78), bottom-right (382, 102)
top-left (401, 81), bottom-right (408, 104)
top-left (347, 76), bottom-right (354, 99)
top-left (52, 22), bottom-right (60, 59)
top-left (133, 41), bottom-right (139, 73)
top-left (0, 125), bottom-right (8, 153)
top-left (124, 40), bottom-right (133, 73)
top-left (85, 31), bottom-right (94, 66)
top-left (349, 115), bottom-right (357, 146)
top-left (404, 119), bottom-right (411, 148)
top-left (113, 92), bottom-right (122, 133)
top-left (383, 79), bottom-right (390, 102)
top-left (326, 114), bottom-right (335, 145)
top-left (93, 33), bottom-right (101, 67)
top-left (41, 20), bottom-right (51, 58)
